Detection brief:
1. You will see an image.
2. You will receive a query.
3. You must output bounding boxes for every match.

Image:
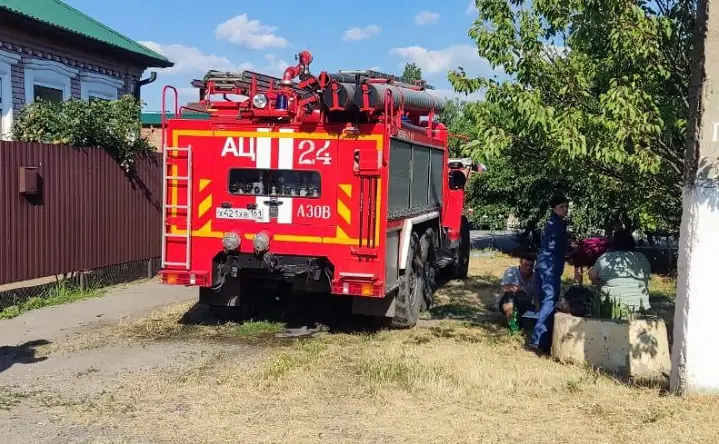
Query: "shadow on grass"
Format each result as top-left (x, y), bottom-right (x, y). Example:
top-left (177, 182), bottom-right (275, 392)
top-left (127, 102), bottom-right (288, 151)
top-left (167, 263), bottom-right (677, 358)
top-left (171, 272), bottom-right (508, 342)
top-left (428, 274), bottom-right (501, 320)
top-left (422, 319), bottom-right (522, 348)
top-left (588, 364), bottom-right (671, 393)
top-left (175, 290), bottom-right (387, 341)
top-left (421, 273), bottom-right (519, 344)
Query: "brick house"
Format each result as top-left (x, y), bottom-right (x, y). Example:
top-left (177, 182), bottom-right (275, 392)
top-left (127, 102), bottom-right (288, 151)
top-left (0, 0), bottom-right (173, 140)
top-left (140, 113), bottom-right (165, 152)
top-left (141, 112), bottom-right (208, 151)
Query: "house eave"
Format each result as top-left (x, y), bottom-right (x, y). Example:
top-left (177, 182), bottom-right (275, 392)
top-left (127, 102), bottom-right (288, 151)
top-left (0, 8), bottom-right (174, 69)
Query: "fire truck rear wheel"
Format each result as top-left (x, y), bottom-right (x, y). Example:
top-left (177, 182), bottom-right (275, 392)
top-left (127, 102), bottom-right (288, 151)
top-left (391, 233), bottom-right (424, 329)
top-left (419, 228), bottom-right (437, 310)
top-left (208, 306), bottom-right (242, 322)
top-left (453, 215), bottom-right (471, 279)
top-left (199, 281), bottom-right (259, 323)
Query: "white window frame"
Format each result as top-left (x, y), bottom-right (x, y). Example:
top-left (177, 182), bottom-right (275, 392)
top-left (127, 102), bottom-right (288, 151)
top-left (24, 58), bottom-right (78, 104)
top-left (80, 71), bottom-right (123, 101)
top-left (0, 49), bottom-right (20, 141)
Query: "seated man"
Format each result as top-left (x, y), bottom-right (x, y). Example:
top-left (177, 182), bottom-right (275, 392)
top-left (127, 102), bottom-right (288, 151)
top-left (497, 252), bottom-right (536, 326)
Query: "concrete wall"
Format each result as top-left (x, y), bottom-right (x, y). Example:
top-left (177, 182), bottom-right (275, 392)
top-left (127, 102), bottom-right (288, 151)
top-left (552, 312), bottom-right (671, 381)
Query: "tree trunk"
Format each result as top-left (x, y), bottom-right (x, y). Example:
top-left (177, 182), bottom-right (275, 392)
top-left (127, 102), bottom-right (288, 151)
top-left (670, 0), bottom-right (719, 395)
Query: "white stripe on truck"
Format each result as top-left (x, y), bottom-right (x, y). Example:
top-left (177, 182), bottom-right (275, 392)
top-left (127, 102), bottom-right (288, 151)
top-left (254, 128), bottom-right (271, 223)
top-left (256, 128), bottom-right (271, 169)
top-left (278, 128), bottom-right (294, 170)
top-left (276, 197), bottom-right (293, 224)
top-left (276, 128), bottom-right (294, 224)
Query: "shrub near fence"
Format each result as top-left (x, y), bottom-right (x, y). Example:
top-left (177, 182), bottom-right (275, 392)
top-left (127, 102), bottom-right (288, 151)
top-left (0, 142), bottom-right (163, 302)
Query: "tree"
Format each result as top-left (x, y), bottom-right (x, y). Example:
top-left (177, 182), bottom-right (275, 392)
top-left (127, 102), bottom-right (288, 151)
top-left (450, 100), bottom-right (573, 234)
top-left (450, 0), bottom-right (695, 235)
top-left (440, 98), bottom-right (473, 157)
top-left (12, 95), bottom-right (154, 172)
top-left (402, 62), bottom-right (423, 82)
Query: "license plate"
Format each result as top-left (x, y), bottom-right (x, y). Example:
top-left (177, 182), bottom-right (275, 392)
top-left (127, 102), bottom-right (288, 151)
top-left (216, 207), bottom-right (264, 220)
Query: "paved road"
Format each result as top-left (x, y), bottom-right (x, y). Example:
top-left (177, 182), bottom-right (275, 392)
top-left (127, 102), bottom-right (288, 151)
top-left (470, 230), bottom-right (520, 253)
top-left (0, 280), bottom-right (196, 348)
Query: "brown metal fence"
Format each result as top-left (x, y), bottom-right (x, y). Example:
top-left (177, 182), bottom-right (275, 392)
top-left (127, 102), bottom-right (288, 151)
top-left (0, 142), bottom-right (162, 286)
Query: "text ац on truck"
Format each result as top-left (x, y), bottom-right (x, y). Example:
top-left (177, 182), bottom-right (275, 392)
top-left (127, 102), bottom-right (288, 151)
top-left (158, 50), bottom-right (477, 328)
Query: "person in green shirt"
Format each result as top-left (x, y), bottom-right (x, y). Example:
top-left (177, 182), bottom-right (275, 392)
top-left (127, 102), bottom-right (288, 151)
top-left (588, 229), bottom-right (651, 311)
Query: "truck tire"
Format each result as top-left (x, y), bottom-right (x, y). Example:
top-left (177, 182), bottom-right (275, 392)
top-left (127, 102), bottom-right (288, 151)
top-left (453, 216), bottom-right (471, 279)
top-left (208, 306), bottom-right (240, 322)
top-left (199, 285), bottom-right (242, 322)
top-left (392, 233), bottom-right (424, 328)
top-left (419, 228), bottom-right (437, 310)
top-left (199, 280), bottom-right (257, 323)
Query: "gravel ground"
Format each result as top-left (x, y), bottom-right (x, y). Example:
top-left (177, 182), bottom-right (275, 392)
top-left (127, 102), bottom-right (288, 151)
top-left (0, 279), bottom-right (265, 444)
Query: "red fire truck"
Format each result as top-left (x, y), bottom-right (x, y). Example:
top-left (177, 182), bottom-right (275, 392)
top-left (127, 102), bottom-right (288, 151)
top-left (158, 50), bottom-right (473, 328)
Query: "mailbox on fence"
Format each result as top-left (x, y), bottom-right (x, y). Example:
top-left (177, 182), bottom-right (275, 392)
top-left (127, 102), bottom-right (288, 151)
top-left (18, 166), bottom-right (39, 195)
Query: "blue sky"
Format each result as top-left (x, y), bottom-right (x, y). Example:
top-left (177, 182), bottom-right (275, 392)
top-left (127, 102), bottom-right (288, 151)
top-left (65, 0), bottom-right (494, 110)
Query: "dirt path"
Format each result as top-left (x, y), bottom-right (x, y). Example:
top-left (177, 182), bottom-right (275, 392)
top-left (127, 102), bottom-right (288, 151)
top-left (0, 280), bottom-right (266, 444)
top-left (0, 280), bottom-right (196, 348)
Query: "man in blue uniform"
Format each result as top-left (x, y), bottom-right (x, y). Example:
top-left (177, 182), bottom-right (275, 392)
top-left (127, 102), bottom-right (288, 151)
top-left (530, 192), bottom-right (569, 352)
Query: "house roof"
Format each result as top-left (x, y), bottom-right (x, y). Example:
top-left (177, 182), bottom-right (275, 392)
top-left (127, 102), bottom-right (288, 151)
top-left (0, 0), bottom-right (173, 68)
top-left (141, 112), bottom-right (209, 126)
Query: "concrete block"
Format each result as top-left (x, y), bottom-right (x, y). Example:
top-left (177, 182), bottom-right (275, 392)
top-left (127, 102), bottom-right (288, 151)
top-left (551, 312), bottom-right (671, 380)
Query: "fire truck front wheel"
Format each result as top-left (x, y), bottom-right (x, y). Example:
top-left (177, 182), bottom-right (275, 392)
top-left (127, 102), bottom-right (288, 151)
top-left (391, 233), bottom-right (424, 329)
top-left (419, 228), bottom-right (437, 310)
top-left (453, 216), bottom-right (471, 279)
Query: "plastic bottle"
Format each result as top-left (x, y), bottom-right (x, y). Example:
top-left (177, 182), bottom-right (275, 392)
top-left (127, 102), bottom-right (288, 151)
top-left (508, 307), bottom-right (520, 334)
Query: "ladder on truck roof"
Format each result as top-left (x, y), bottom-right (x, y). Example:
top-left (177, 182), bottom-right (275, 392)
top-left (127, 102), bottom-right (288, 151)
top-left (161, 145), bottom-right (193, 270)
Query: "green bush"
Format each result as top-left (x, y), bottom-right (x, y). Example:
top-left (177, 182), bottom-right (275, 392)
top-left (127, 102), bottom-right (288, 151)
top-left (11, 94), bottom-right (153, 172)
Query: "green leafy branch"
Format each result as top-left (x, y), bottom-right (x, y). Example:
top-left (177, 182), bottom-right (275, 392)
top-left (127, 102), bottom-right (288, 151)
top-left (447, 0), bottom-right (692, 235)
top-left (11, 95), bottom-right (153, 173)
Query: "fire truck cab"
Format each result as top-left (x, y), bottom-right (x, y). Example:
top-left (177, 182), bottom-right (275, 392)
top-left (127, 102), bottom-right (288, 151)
top-left (159, 50), bottom-right (473, 328)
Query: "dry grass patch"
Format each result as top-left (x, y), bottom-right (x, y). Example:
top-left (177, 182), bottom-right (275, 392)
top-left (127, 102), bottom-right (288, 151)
top-left (56, 318), bottom-right (719, 444)
top-left (649, 273), bottom-right (677, 300)
top-left (0, 387), bottom-right (28, 410)
top-left (32, 252), bottom-right (692, 444)
top-left (39, 301), bottom-right (285, 355)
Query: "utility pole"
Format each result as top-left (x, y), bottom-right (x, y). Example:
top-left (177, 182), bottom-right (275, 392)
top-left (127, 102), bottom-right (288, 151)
top-left (671, 0), bottom-right (719, 395)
